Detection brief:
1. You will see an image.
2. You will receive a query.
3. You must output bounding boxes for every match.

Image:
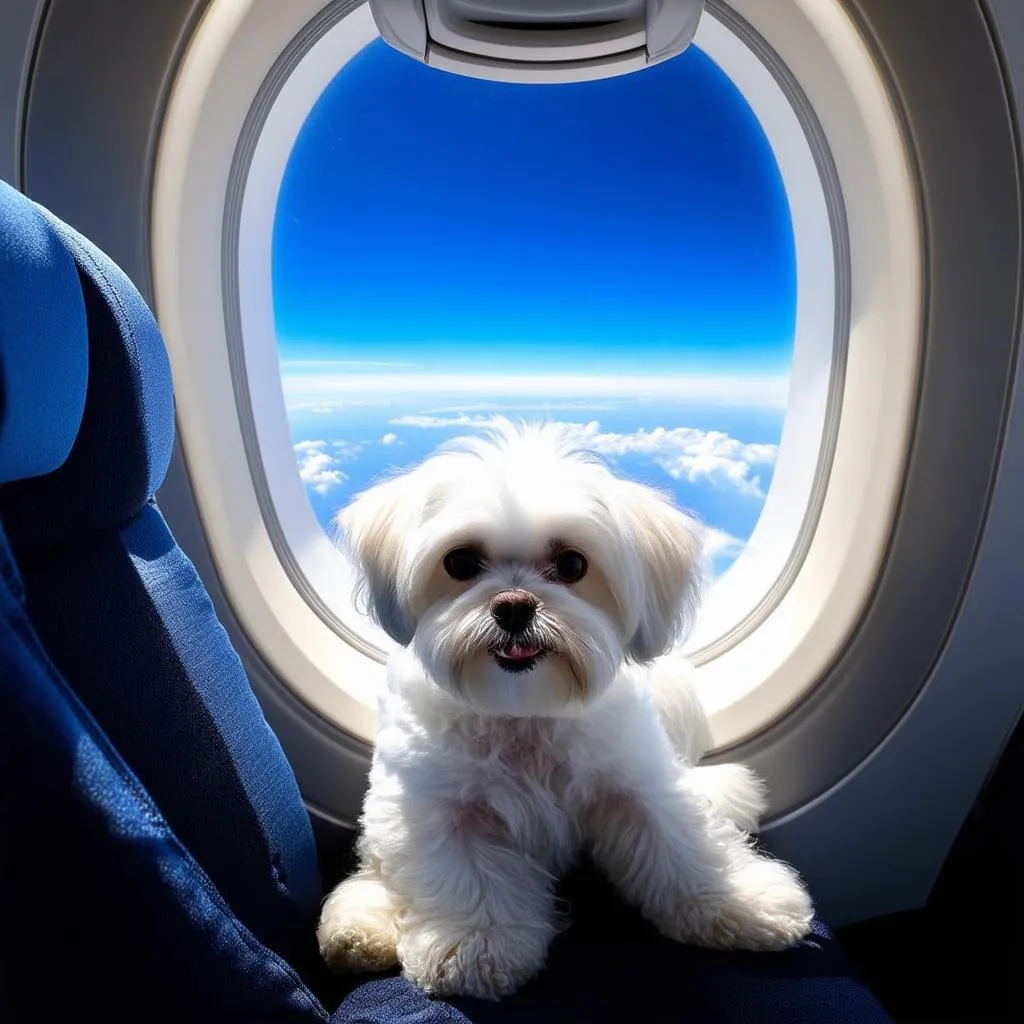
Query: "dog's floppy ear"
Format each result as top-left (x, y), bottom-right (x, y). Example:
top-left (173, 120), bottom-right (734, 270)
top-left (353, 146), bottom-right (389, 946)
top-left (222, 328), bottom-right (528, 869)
top-left (620, 481), bottom-right (704, 662)
top-left (334, 474), bottom-right (415, 645)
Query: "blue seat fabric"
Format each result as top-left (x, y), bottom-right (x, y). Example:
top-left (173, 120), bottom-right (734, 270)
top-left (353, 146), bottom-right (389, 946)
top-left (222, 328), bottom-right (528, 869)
top-left (0, 182), bottom-right (323, 972)
top-left (0, 179), bottom-right (87, 483)
top-left (11, 500), bottom-right (324, 969)
top-left (0, 528), bottom-right (330, 1022)
top-left (0, 177), bottom-right (893, 1022)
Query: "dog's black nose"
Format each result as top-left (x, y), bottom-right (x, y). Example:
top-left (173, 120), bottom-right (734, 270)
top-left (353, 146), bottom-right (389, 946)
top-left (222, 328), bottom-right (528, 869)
top-left (490, 591), bottom-right (538, 634)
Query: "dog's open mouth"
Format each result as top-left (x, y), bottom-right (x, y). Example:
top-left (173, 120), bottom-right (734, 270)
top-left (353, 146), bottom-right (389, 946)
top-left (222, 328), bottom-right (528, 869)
top-left (493, 644), bottom-right (546, 673)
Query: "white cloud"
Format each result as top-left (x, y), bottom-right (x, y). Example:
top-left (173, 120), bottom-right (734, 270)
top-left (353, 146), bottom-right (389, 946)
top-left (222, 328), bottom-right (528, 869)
top-left (580, 424), bottom-right (777, 499)
top-left (702, 526), bottom-right (745, 564)
top-left (389, 415), bottom-right (776, 498)
top-left (285, 398), bottom-right (399, 413)
top-left (390, 413), bottom-right (497, 429)
top-left (698, 526), bottom-right (747, 581)
top-left (294, 440), bottom-right (349, 496)
top-left (328, 439), bottom-right (363, 461)
top-left (420, 401), bottom-right (623, 414)
top-left (381, 432), bottom-right (398, 446)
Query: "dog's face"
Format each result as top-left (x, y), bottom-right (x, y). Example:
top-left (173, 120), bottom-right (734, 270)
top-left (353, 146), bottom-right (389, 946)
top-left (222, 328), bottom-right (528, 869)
top-left (336, 421), bottom-right (703, 717)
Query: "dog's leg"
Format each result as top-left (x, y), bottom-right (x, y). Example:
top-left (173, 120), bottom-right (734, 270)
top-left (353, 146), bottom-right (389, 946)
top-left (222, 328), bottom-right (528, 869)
top-left (647, 653), bottom-right (714, 764)
top-left (686, 762), bottom-right (769, 834)
top-left (317, 856), bottom-right (400, 974)
top-left (646, 658), bottom-right (767, 833)
top-left (318, 792), bottom-right (557, 998)
top-left (582, 770), bottom-right (813, 952)
top-left (388, 800), bottom-right (558, 1001)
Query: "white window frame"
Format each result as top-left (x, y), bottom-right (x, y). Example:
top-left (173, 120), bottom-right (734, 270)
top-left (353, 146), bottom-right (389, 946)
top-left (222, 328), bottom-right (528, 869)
top-left (151, 0), bottom-right (920, 749)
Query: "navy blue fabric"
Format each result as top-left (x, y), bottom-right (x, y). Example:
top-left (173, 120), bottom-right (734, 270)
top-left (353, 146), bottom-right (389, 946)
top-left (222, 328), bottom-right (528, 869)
top-left (9, 500), bottom-right (324, 969)
top-left (331, 864), bottom-right (894, 1024)
top-left (0, 525), bottom-right (331, 1023)
top-left (0, 179), bottom-right (88, 483)
top-left (335, 980), bottom-right (473, 1023)
top-left (0, 198), bottom-right (173, 551)
top-left (0, 526), bottom-right (471, 1024)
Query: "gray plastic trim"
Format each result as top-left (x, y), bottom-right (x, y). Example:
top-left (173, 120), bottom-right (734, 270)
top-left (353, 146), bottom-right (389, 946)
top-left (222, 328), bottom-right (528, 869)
top-left (222, 1), bottom-right (384, 667)
top-left (365, 0), bottom-right (705, 79)
top-left (21, 0), bottom-right (211, 301)
top-left (0, 0), bottom-right (48, 188)
top-left (732, 0), bottom-right (1022, 819)
top-left (691, 0), bottom-right (851, 665)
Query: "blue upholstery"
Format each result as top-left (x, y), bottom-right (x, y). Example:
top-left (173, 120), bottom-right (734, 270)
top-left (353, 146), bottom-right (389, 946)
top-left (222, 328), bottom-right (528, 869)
top-left (0, 200), bottom-right (173, 551)
top-left (0, 524), bottom-right (468, 1024)
top-left (0, 178), bottom-right (88, 483)
top-left (0, 526), bottom-right (329, 1021)
top-left (334, 979), bottom-right (473, 1023)
top-left (0, 181), bottom-right (323, 971)
top-left (13, 502), bottom-right (324, 966)
top-left (0, 178), bottom-right (894, 1022)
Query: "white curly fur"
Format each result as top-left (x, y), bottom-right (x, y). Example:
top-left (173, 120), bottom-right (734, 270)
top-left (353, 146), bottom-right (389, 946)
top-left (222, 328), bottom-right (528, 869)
top-left (317, 420), bottom-right (813, 1000)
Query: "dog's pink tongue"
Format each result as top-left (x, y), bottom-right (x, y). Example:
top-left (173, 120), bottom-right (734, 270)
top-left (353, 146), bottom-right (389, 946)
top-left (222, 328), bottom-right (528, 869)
top-left (502, 644), bottom-right (539, 660)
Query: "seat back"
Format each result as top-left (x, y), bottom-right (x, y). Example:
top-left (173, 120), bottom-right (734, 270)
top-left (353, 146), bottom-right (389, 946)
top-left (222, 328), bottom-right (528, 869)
top-left (0, 524), bottom-right (334, 1021)
top-left (0, 178), bottom-right (321, 970)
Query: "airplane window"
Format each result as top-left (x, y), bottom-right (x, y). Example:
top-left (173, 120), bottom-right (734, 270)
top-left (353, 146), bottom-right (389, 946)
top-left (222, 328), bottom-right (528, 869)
top-left (153, 0), bottom-right (919, 748)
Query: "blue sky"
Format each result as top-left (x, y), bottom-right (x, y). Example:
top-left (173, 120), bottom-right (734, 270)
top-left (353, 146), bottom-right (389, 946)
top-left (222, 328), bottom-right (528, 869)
top-left (273, 37), bottom-right (795, 578)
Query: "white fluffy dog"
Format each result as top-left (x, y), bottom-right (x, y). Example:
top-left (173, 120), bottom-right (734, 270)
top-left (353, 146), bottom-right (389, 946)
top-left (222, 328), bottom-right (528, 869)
top-left (317, 419), bottom-right (813, 1000)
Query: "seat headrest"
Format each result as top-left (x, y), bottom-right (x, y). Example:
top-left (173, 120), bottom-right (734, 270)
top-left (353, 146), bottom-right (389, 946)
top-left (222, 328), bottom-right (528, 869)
top-left (0, 179), bottom-right (88, 485)
top-left (0, 190), bottom-right (175, 553)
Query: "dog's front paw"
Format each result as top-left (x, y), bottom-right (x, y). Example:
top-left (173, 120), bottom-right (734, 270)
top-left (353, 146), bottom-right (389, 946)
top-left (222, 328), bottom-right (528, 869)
top-left (702, 856), bottom-right (814, 951)
top-left (656, 856), bottom-right (814, 953)
top-left (399, 922), bottom-right (549, 1001)
top-left (317, 873), bottom-right (399, 974)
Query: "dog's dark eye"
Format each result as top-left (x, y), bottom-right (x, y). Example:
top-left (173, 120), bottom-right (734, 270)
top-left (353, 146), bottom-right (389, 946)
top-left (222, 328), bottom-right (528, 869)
top-left (443, 547), bottom-right (483, 581)
top-left (553, 550), bottom-right (588, 584)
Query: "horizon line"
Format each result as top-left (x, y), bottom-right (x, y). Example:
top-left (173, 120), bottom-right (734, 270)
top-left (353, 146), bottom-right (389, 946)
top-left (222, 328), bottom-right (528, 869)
top-left (281, 371), bottom-right (790, 406)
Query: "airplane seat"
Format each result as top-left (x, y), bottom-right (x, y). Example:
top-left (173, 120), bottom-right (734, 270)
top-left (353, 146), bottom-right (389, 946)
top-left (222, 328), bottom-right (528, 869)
top-left (0, 175), bottom-right (893, 1022)
top-left (0, 176), bottom-right (323, 974)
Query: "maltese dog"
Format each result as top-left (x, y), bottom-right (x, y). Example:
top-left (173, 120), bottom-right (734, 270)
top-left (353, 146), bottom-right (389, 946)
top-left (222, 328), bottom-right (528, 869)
top-left (317, 419), bottom-right (813, 1000)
